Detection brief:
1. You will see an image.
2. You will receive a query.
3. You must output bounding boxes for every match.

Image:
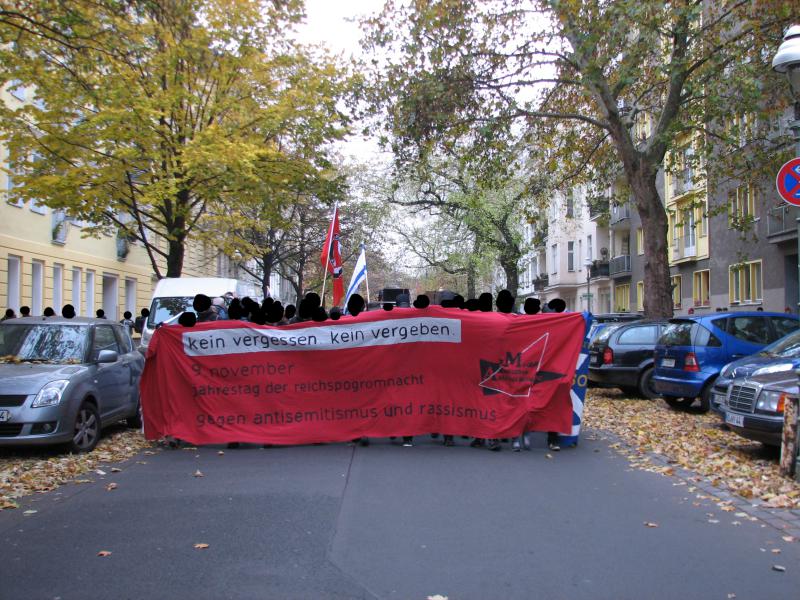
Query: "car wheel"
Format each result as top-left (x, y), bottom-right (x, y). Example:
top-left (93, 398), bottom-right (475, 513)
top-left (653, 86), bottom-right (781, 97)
top-left (126, 400), bottom-right (143, 429)
top-left (664, 397), bottom-right (695, 409)
top-left (68, 402), bottom-right (101, 453)
top-left (637, 368), bottom-right (658, 400)
top-left (698, 379), bottom-right (716, 413)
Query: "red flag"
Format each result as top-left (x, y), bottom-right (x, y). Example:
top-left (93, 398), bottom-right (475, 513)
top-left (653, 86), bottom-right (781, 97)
top-left (321, 205), bottom-right (344, 306)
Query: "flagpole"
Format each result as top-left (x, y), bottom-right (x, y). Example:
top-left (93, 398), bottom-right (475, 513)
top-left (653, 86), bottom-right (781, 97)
top-left (363, 243), bottom-right (371, 308)
top-left (320, 202), bottom-right (337, 307)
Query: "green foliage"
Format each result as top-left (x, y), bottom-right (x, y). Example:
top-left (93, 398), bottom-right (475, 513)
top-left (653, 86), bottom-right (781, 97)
top-left (363, 0), bottom-right (798, 317)
top-left (0, 0), bottom-right (353, 277)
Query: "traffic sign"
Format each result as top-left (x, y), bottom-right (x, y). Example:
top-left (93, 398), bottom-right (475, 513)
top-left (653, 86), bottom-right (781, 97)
top-left (776, 157), bottom-right (800, 206)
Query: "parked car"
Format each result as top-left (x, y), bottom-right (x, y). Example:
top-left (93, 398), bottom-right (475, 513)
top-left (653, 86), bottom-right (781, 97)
top-left (588, 320), bottom-right (669, 398)
top-left (716, 368), bottom-right (797, 447)
top-left (709, 327), bottom-right (800, 414)
top-left (0, 317), bottom-right (144, 453)
top-left (652, 311), bottom-right (799, 411)
top-left (586, 312), bottom-right (644, 344)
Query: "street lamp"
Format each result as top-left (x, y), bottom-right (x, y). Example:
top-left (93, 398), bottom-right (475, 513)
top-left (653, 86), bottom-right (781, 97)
top-left (773, 25), bottom-right (800, 157)
top-left (584, 257), bottom-right (593, 314)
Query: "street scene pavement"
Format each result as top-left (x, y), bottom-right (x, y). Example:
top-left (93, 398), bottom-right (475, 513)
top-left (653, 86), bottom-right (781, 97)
top-left (2, 427), bottom-right (799, 600)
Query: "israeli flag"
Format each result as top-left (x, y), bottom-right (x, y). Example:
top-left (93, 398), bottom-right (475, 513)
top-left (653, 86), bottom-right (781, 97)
top-left (344, 244), bottom-right (367, 313)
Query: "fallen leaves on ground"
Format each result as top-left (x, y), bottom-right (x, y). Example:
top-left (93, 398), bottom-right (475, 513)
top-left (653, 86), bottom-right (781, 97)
top-left (0, 428), bottom-right (153, 510)
top-left (585, 389), bottom-right (800, 509)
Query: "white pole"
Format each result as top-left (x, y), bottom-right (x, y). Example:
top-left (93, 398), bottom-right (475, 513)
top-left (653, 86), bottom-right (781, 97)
top-left (364, 243), bottom-right (371, 308)
top-left (320, 202), bottom-right (337, 306)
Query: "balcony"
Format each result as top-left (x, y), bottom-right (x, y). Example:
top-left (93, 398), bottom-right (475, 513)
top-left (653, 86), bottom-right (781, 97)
top-left (533, 274), bottom-right (549, 291)
top-left (671, 237), bottom-right (697, 262)
top-left (609, 203), bottom-right (631, 227)
top-left (589, 261), bottom-right (610, 278)
top-left (609, 255), bottom-right (631, 276)
top-left (767, 204), bottom-right (799, 241)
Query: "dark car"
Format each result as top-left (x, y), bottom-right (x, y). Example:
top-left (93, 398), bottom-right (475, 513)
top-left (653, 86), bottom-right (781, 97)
top-left (709, 328), bottom-right (800, 414)
top-left (653, 312), bottom-right (799, 411)
top-left (586, 312), bottom-right (644, 344)
top-left (588, 320), bottom-right (669, 398)
top-left (0, 317), bottom-right (144, 453)
top-left (717, 368), bottom-right (797, 447)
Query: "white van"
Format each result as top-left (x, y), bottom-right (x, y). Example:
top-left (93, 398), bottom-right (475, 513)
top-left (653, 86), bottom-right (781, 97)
top-left (139, 277), bottom-right (260, 349)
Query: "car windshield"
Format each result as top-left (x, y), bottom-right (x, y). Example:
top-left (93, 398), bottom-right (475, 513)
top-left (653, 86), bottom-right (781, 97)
top-left (0, 324), bottom-right (89, 363)
top-left (758, 329), bottom-right (800, 358)
top-left (148, 296), bottom-right (195, 327)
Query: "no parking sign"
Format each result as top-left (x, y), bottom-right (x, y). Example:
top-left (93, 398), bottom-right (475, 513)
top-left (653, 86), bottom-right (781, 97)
top-left (776, 157), bottom-right (800, 206)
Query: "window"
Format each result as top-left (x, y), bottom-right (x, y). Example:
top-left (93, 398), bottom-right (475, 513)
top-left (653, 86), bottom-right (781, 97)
top-left (671, 275), bottom-right (682, 309)
top-left (125, 278), bottom-right (137, 314)
top-left (53, 264), bottom-right (63, 311)
top-left (566, 191), bottom-right (574, 218)
top-left (699, 202), bottom-right (708, 237)
top-left (587, 235), bottom-right (593, 261)
top-left (727, 316), bottom-right (769, 344)
top-left (728, 260), bottom-right (762, 304)
top-left (7, 255), bottom-right (21, 311)
top-left (568, 241), bottom-right (575, 271)
top-left (7, 80), bottom-right (26, 102)
top-left (682, 208), bottom-right (696, 251)
top-left (92, 325), bottom-right (120, 360)
top-left (618, 325), bottom-right (658, 345)
top-left (636, 281), bottom-right (644, 311)
top-left (636, 228), bottom-right (644, 255)
top-left (86, 270), bottom-right (96, 317)
top-left (614, 284), bottom-right (631, 312)
top-left (728, 185), bottom-right (757, 228)
top-left (71, 267), bottom-right (82, 315)
top-left (693, 270), bottom-right (710, 307)
top-left (551, 244), bottom-right (558, 275)
top-left (770, 317), bottom-right (799, 341)
top-left (31, 260), bottom-right (43, 316)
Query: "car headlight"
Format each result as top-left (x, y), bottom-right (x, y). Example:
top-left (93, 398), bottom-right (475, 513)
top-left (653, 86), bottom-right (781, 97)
top-left (756, 390), bottom-right (788, 414)
top-left (720, 362), bottom-right (734, 379)
top-left (31, 380), bottom-right (70, 408)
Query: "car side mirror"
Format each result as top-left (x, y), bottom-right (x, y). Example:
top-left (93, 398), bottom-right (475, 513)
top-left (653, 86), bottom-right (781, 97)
top-left (96, 349), bottom-right (119, 363)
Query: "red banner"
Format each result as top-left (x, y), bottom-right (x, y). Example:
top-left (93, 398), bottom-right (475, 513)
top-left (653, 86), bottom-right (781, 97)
top-left (140, 307), bottom-right (585, 445)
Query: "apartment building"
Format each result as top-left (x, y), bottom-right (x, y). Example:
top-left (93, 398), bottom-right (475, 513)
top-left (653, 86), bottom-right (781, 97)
top-left (518, 186), bottom-right (612, 313)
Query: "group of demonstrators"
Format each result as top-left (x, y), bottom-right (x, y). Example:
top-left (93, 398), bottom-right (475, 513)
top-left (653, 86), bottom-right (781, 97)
top-left (166, 288), bottom-right (569, 453)
top-left (2, 303), bottom-right (151, 339)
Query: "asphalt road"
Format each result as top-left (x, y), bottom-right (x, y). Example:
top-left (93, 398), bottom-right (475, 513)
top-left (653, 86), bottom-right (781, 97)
top-left (1, 432), bottom-right (798, 600)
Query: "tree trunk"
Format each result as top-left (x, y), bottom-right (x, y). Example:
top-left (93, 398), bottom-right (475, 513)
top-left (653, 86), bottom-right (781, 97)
top-left (630, 167), bottom-right (673, 319)
top-left (165, 234), bottom-right (185, 278)
top-left (261, 249), bottom-right (275, 299)
top-left (500, 257), bottom-right (519, 301)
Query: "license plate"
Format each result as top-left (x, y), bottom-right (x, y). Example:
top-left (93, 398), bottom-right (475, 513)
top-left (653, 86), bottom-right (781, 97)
top-left (661, 357), bottom-right (675, 368)
top-left (725, 412), bottom-right (745, 427)
top-left (0, 410), bottom-right (9, 422)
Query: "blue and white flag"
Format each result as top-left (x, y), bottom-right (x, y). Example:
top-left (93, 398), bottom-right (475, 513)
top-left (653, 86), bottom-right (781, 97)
top-left (344, 244), bottom-right (368, 312)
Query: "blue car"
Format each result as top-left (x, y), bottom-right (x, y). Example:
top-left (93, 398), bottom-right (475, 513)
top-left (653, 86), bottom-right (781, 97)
top-left (652, 311), bottom-right (799, 411)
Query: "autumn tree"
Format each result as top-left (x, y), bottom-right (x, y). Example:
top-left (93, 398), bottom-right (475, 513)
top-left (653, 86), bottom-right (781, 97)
top-left (363, 0), bottom-right (798, 318)
top-left (0, 0), bottom-right (352, 278)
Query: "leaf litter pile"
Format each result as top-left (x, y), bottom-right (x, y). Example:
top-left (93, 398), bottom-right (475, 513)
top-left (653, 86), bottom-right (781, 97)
top-left (585, 389), bottom-right (800, 509)
top-left (1, 427), bottom-right (152, 510)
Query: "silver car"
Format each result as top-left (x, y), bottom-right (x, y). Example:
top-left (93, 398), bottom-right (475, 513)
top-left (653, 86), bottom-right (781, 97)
top-left (0, 317), bottom-right (144, 453)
